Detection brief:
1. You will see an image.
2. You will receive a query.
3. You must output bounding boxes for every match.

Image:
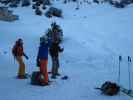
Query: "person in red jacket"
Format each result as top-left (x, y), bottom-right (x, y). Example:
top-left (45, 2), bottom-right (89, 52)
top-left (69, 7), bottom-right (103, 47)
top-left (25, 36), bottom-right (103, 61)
top-left (12, 38), bottom-right (28, 79)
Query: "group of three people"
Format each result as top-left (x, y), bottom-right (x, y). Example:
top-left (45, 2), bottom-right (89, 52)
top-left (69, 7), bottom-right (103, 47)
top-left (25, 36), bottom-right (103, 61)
top-left (12, 35), bottom-right (63, 85)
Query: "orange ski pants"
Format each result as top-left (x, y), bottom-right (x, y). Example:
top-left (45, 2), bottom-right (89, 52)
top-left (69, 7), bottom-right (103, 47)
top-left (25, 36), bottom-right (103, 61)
top-left (16, 56), bottom-right (25, 76)
top-left (40, 59), bottom-right (49, 83)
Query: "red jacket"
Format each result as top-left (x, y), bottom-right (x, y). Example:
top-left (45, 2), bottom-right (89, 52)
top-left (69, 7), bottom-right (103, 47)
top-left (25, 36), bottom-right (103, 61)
top-left (16, 46), bottom-right (23, 56)
top-left (12, 43), bottom-right (24, 57)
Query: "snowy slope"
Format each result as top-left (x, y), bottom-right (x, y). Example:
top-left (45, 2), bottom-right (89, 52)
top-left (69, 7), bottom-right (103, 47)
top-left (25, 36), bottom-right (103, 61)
top-left (0, 1), bottom-right (133, 100)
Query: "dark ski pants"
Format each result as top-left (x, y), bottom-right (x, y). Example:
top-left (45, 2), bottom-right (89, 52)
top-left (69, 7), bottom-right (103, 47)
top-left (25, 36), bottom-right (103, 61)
top-left (51, 57), bottom-right (59, 77)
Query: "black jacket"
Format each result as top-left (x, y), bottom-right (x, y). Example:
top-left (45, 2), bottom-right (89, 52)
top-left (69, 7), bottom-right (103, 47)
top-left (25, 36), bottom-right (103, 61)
top-left (49, 42), bottom-right (63, 57)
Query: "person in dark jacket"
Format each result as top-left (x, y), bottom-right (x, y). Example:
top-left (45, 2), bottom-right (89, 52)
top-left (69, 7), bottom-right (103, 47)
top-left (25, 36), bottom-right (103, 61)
top-left (37, 36), bottom-right (51, 85)
top-left (49, 41), bottom-right (63, 79)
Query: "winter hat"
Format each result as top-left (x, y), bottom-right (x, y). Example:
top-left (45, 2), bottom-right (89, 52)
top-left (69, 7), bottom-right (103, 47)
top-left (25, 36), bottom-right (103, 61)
top-left (40, 35), bottom-right (48, 44)
top-left (16, 38), bottom-right (23, 45)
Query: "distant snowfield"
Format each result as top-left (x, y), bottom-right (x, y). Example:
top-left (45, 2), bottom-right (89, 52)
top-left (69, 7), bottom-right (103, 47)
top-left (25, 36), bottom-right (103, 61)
top-left (0, 2), bottom-right (133, 100)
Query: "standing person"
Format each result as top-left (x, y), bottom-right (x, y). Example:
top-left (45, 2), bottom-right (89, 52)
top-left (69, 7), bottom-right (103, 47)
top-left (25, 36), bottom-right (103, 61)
top-left (49, 41), bottom-right (64, 79)
top-left (12, 38), bottom-right (28, 79)
top-left (36, 36), bottom-right (51, 85)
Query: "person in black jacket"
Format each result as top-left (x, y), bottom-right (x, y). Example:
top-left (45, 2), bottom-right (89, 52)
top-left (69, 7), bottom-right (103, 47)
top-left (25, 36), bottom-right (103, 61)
top-left (49, 41), bottom-right (63, 79)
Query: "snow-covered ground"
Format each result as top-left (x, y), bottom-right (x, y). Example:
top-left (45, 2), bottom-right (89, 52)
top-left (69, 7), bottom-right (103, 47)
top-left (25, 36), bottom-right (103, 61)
top-left (0, 1), bottom-right (133, 100)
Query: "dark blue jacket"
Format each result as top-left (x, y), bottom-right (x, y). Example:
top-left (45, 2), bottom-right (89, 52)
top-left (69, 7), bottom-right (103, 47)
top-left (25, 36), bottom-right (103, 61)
top-left (37, 40), bottom-right (51, 60)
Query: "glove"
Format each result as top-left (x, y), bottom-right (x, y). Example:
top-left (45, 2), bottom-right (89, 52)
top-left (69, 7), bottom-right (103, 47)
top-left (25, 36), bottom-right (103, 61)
top-left (25, 55), bottom-right (29, 60)
top-left (60, 48), bottom-right (64, 52)
top-left (23, 53), bottom-right (29, 60)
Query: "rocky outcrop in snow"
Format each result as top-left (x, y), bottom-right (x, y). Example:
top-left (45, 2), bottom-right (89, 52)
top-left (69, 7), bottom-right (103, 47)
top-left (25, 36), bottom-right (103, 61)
top-left (0, 7), bottom-right (19, 22)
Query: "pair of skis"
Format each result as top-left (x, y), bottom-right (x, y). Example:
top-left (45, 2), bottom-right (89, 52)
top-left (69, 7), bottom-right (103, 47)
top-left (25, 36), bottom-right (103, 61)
top-left (120, 86), bottom-right (133, 97)
top-left (118, 56), bottom-right (133, 97)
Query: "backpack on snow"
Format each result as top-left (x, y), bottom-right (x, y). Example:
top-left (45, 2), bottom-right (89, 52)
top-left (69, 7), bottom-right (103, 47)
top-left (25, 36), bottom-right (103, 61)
top-left (96, 81), bottom-right (120, 96)
top-left (31, 71), bottom-right (44, 86)
top-left (12, 45), bottom-right (18, 56)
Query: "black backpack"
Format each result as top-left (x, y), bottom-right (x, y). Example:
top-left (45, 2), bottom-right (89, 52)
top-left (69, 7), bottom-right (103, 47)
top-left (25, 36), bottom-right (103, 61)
top-left (12, 45), bottom-right (18, 56)
top-left (31, 71), bottom-right (43, 86)
top-left (96, 81), bottom-right (120, 96)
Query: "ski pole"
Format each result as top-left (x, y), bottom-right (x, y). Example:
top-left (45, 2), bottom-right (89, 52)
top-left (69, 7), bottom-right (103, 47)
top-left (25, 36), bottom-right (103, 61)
top-left (128, 56), bottom-right (132, 91)
top-left (118, 56), bottom-right (122, 84)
